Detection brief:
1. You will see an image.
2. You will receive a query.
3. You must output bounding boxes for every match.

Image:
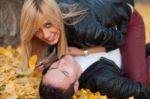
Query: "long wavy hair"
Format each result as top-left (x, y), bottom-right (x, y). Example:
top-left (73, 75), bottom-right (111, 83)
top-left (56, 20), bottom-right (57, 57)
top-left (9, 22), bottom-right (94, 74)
top-left (20, 0), bottom-right (69, 68)
top-left (20, 0), bottom-right (87, 68)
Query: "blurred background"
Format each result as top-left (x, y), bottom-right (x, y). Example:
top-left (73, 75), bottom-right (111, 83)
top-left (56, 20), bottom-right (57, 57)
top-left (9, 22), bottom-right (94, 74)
top-left (0, 0), bottom-right (150, 47)
top-left (135, 1), bottom-right (150, 43)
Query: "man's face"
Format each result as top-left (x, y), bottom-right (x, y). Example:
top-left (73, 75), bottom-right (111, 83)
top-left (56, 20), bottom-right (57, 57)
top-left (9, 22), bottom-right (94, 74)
top-left (43, 55), bottom-right (80, 90)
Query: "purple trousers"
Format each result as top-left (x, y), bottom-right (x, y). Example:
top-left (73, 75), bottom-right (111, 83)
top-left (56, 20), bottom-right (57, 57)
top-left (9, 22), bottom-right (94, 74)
top-left (121, 9), bottom-right (149, 85)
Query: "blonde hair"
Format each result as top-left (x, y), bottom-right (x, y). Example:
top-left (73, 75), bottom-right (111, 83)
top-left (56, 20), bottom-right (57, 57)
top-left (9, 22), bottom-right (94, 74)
top-left (20, 0), bottom-right (67, 68)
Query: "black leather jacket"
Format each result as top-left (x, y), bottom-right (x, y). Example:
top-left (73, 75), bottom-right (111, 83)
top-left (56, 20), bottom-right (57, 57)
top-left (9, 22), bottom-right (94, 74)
top-left (57, 0), bottom-right (131, 51)
top-left (79, 57), bottom-right (150, 99)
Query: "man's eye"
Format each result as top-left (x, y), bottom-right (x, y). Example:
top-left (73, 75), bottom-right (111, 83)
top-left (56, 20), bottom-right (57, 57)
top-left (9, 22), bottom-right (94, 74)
top-left (50, 67), bottom-right (57, 70)
top-left (62, 71), bottom-right (69, 77)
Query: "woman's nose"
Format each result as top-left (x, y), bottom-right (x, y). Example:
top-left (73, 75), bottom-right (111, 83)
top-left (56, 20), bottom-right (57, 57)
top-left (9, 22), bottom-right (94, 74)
top-left (42, 29), bottom-right (50, 39)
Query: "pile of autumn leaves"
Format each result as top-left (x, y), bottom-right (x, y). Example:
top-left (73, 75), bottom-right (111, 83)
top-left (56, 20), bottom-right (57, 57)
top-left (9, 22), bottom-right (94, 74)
top-left (0, 46), bottom-right (108, 99)
top-left (0, 46), bottom-right (40, 99)
top-left (0, 46), bottom-right (133, 99)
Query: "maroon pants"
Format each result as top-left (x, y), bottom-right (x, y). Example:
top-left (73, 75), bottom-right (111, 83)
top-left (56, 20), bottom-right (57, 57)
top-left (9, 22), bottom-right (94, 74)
top-left (121, 9), bottom-right (149, 85)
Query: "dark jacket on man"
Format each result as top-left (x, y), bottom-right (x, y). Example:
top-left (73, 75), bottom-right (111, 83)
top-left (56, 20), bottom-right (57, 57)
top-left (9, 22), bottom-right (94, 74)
top-left (79, 57), bottom-right (150, 99)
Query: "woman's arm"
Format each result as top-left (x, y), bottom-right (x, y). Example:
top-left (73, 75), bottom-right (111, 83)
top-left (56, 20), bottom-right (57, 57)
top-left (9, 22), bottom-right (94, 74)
top-left (66, 46), bottom-right (106, 56)
top-left (65, 0), bottom-right (130, 51)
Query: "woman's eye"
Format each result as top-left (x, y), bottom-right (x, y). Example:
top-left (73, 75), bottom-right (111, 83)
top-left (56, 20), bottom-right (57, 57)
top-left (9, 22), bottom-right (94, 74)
top-left (45, 23), bottom-right (52, 28)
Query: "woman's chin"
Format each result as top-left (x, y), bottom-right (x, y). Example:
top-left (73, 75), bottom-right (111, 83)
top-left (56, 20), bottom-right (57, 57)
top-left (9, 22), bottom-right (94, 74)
top-left (48, 40), bottom-right (57, 45)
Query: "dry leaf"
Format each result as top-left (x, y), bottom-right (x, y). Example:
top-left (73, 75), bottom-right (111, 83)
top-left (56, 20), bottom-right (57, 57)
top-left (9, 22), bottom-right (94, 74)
top-left (0, 47), bottom-right (5, 55)
top-left (29, 55), bottom-right (37, 71)
top-left (0, 47), bottom-right (41, 99)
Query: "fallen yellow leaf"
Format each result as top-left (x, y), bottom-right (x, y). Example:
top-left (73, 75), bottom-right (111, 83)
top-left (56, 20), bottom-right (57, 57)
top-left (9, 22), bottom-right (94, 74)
top-left (0, 46), bottom-right (14, 58)
top-left (0, 47), bottom-right (5, 55)
top-left (29, 55), bottom-right (37, 71)
top-left (88, 94), bottom-right (94, 99)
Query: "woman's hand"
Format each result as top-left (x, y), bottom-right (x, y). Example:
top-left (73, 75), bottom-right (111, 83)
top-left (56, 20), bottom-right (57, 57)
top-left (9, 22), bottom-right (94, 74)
top-left (34, 49), bottom-right (58, 71)
top-left (66, 46), bottom-right (106, 56)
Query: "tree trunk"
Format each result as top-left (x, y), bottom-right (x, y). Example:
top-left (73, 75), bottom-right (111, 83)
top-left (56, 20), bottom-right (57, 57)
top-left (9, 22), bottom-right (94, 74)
top-left (0, 0), bottom-right (24, 47)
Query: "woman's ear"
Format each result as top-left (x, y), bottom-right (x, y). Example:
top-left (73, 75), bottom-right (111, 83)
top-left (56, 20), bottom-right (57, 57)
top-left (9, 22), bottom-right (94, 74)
top-left (74, 80), bottom-right (79, 93)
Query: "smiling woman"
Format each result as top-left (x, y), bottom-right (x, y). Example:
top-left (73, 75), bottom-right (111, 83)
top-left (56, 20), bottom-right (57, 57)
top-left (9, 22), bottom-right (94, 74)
top-left (20, 0), bottom-right (67, 68)
top-left (35, 16), bottom-right (60, 45)
top-left (20, 0), bottom-right (86, 69)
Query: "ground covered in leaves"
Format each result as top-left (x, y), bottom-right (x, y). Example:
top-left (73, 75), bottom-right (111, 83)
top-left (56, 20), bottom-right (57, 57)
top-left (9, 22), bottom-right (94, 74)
top-left (0, 46), bottom-right (135, 99)
top-left (0, 46), bottom-right (41, 99)
top-left (0, 46), bottom-right (110, 99)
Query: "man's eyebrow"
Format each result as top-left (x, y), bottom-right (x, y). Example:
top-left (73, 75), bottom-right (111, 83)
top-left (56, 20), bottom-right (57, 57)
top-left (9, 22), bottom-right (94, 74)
top-left (49, 67), bottom-right (58, 70)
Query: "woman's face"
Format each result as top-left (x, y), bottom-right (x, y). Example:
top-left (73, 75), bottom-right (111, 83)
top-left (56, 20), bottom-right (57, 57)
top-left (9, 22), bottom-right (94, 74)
top-left (35, 16), bottom-right (60, 45)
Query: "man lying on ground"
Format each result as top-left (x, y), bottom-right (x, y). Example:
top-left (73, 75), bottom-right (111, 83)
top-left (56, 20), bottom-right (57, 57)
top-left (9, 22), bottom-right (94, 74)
top-left (38, 54), bottom-right (150, 99)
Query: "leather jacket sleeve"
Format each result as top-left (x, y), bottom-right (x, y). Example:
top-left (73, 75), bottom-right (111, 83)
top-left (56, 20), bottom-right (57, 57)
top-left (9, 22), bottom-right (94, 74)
top-left (66, 24), bottom-right (124, 51)
top-left (58, 0), bottom-right (131, 51)
top-left (79, 57), bottom-right (150, 99)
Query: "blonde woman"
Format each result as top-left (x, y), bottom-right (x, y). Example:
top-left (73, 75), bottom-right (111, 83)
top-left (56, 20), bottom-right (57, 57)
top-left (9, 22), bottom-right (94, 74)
top-left (20, 0), bottom-right (127, 70)
top-left (19, 0), bottom-right (103, 70)
top-left (20, 0), bottom-right (68, 68)
top-left (20, 0), bottom-right (89, 69)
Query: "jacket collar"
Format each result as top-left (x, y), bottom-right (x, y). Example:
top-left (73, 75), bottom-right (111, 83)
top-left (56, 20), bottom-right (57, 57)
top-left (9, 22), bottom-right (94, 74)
top-left (79, 57), bottom-right (122, 84)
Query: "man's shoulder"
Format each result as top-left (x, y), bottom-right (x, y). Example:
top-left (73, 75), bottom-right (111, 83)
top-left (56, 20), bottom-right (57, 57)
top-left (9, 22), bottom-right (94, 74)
top-left (80, 57), bottom-right (122, 80)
